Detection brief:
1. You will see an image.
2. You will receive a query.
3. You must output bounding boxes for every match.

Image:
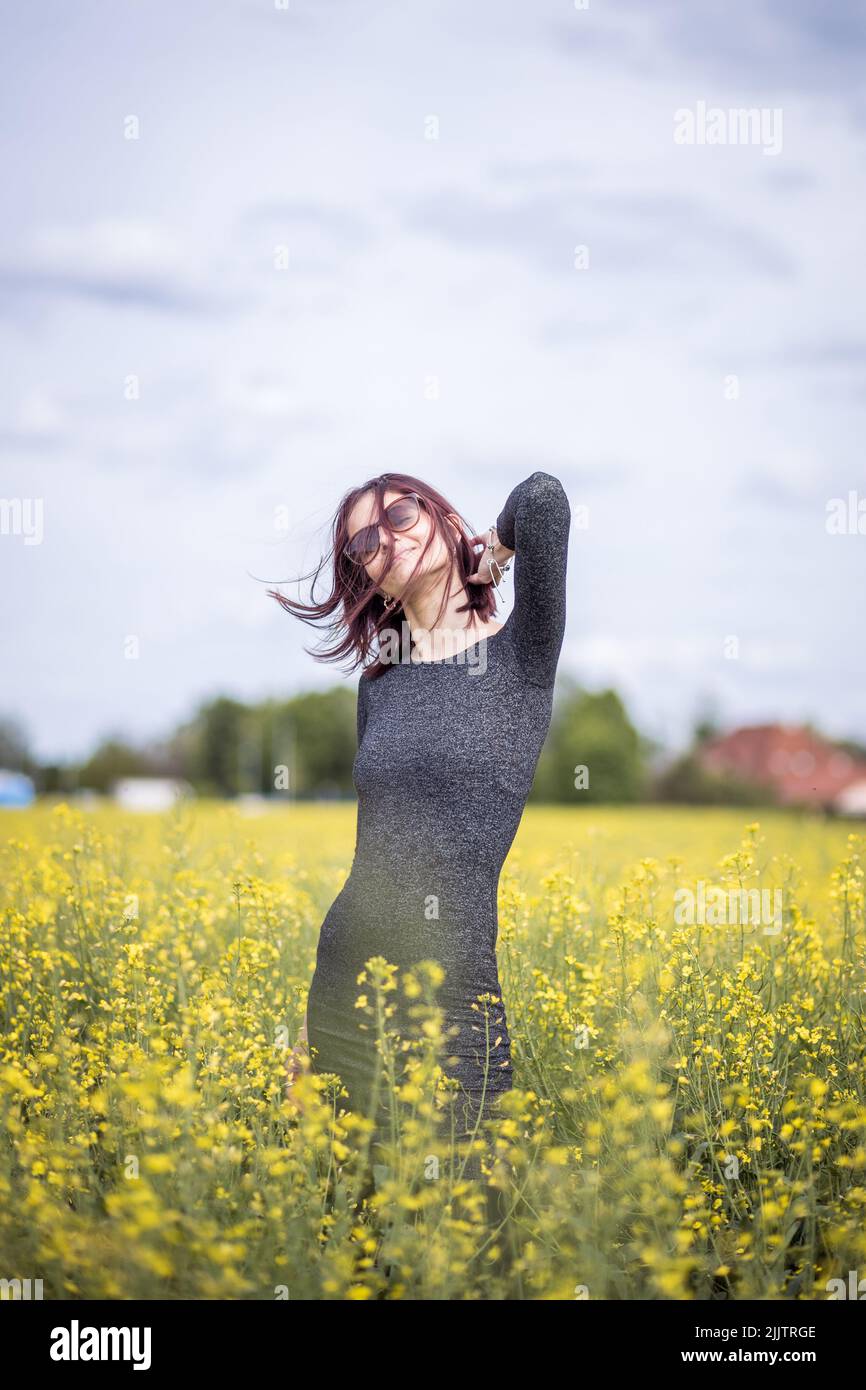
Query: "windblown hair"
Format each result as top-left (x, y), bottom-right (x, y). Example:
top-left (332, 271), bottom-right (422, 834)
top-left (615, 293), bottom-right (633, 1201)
top-left (268, 472), bottom-right (498, 680)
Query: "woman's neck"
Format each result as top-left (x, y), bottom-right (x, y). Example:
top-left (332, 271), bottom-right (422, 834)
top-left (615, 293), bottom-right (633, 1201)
top-left (400, 573), bottom-right (500, 660)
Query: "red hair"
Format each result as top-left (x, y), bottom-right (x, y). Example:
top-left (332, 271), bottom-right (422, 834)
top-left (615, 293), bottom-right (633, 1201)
top-left (268, 472), bottom-right (498, 680)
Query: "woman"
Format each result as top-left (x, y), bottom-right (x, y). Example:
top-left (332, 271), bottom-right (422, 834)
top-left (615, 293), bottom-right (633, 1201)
top-left (274, 469), bottom-right (570, 1172)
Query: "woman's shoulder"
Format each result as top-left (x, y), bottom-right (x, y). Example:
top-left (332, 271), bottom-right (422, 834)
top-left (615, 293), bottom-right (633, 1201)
top-left (358, 660), bottom-right (398, 691)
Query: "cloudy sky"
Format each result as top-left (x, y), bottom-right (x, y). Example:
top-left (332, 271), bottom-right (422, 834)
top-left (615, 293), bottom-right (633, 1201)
top-left (1, 0), bottom-right (864, 763)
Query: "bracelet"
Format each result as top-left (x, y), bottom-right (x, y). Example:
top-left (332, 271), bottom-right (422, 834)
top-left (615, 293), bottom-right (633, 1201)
top-left (487, 527), bottom-right (511, 593)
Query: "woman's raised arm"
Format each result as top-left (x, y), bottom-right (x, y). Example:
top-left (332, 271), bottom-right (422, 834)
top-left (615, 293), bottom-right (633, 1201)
top-left (494, 471), bottom-right (570, 687)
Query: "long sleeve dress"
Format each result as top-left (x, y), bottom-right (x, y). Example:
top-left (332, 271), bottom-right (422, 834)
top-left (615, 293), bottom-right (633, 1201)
top-left (306, 471), bottom-right (571, 1144)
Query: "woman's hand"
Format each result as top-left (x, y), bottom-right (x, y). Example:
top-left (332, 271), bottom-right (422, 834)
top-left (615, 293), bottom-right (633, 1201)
top-left (468, 528), bottom-right (514, 586)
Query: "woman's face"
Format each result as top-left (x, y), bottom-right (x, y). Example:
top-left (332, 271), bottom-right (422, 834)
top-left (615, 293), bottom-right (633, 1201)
top-left (345, 488), bottom-right (455, 596)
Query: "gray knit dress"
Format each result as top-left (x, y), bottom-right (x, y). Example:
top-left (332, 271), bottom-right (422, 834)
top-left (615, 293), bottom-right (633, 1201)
top-left (306, 471), bottom-right (571, 1147)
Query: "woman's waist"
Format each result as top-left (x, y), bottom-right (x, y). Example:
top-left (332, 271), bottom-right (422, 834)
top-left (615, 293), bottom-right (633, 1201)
top-left (346, 842), bottom-right (503, 890)
top-left (352, 802), bottom-right (519, 871)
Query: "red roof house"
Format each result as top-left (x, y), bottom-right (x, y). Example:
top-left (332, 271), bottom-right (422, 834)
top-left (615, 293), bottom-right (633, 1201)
top-left (697, 724), bottom-right (866, 812)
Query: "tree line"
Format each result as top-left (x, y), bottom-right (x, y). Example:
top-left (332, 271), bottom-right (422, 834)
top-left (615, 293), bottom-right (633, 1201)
top-left (0, 681), bottom-right (788, 805)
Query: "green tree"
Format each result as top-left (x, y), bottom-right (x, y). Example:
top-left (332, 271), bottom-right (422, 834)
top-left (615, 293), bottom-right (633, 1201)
top-left (195, 697), bottom-right (249, 797)
top-left (0, 716), bottom-right (34, 774)
top-left (654, 754), bottom-right (775, 806)
top-left (75, 739), bottom-right (153, 793)
top-left (532, 681), bottom-right (647, 803)
top-left (282, 687), bottom-right (357, 796)
top-left (175, 688), bottom-right (358, 797)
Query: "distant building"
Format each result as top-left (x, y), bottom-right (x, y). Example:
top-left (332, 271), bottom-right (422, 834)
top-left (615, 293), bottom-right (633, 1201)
top-left (835, 779), bottom-right (866, 817)
top-left (0, 769), bottom-right (35, 807)
top-left (112, 777), bottom-right (191, 811)
top-left (697, 724), bottom-right (866, 814)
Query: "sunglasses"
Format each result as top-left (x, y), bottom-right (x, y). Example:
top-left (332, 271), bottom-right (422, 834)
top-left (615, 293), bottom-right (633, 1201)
top-left (344, 493), bottom-right (422, 566)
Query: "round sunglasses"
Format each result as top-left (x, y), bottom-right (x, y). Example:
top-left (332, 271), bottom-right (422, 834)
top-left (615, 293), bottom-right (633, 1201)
top-left (344, 493), bottom-right (422, 566)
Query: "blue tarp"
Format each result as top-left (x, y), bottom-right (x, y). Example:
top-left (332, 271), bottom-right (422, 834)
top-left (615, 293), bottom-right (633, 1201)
top-left (0, 771), bottom-right (36, 807)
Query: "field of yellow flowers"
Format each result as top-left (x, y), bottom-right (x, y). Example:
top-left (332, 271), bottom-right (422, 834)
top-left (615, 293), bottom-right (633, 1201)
top-left (1, 801), bottom-right (864, 1301)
